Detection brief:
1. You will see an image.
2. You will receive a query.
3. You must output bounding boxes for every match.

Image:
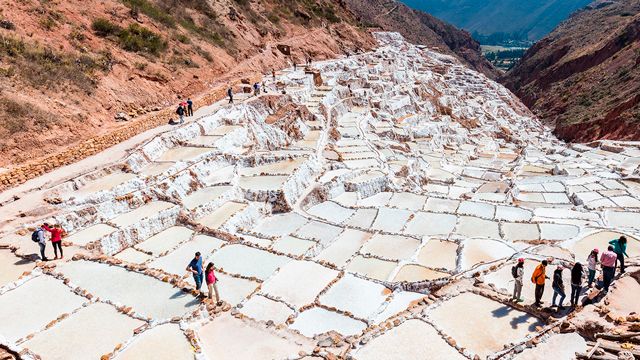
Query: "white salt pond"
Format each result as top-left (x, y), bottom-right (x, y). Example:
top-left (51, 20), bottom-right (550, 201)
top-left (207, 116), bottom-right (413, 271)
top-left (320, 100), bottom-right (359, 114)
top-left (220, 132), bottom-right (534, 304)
top-left (393, 265), bottom-right (450, 281)
top-left (240, 295), bottom-right (294, 325)
top-left (182, 186), bottom-right (231, 209)
top-left (346, 255), bottom-right (397, 281)
top-left (156, 147), bottom-right (214, 162)
top-left (355, 319), bottom-right (467, 360)
top-left (113, 324), bottom-right (193, 360)
top-left (22, 302), bottom-right (143, 360)
top-left (65, 224), bottom-right (118, 246)
top-left (344, 208), bottom-right (377, 228)
top-left (429, 292), bottom-right (544, 359)
top-left (370, 208), bottom-right (413, 233)
top-left (239, 158), bottom-right (307, 176)
top-left (462, 239), bottom-right (515, 269)
top-left (210, 244), bottom-right (291, 280)
top-left (320, 274), bottom-right (387, 319)
top-left (261, 260), bottom-right (338, 308)
top-left (196, 201), bottom-right (246, 229)
top-left (109, 201), bottom-right (175, 228)
top-left (314, 229), bottom-right (373, 266)
top-left (62, 173), bottom-right (137, 200)
top-left (271, 236), bottom-right (316, 256)
top-left (417, 239), bottom-right (458, 270)
top-left (135, 226), bottom-right (194, 255)
top-left (290, 307), bottom-right (367, 337)
top-left (0, 275), bottom-right (87, 343)
top-left (0, 250), bottom-right (36, 286)
top-left (139, 162), bottom-right (174, 176)
top-left (404, 212), bottom-right (457, 237)
top-left (199, 313), bottom-right (313, 360)
top-left (238, 176), bottom-right (288, 191)
top-left (113, 248), bottom-right (151, 264)
top-left (251, 212), bottom-right (309, 237)
top-left (514, 333), bottom-right (587, 360)
top-left (212, 272), bottom-right (261, 306)
top-left (307, 201), bottom-right (355, 223)
top-left (295, 220), bottom-right (343, 244)
top-left (60, 261), bottom-right (200, 319)
top-left (361, 234), bottom-right (420, 260)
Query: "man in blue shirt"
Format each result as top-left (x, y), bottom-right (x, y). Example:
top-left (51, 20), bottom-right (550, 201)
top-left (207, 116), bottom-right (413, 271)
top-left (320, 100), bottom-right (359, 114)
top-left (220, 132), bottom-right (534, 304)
top-left (186, 252), bottom-right (203, 293)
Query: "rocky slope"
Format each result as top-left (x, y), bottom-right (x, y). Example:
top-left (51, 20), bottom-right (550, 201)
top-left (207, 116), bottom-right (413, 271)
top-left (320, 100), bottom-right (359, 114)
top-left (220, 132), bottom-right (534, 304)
top-left (502, 0), bottom-right (640, 142)
top-left (343, 0), bottom-right (501, 80)
top-left (0, 0), bottom-right (376, 168)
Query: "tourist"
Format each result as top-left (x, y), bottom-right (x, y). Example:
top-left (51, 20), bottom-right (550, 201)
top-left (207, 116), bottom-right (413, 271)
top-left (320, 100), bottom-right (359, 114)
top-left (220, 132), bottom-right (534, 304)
top-left (601, 245), bottom-right (617, 294)
top-left (253, 82), bottom-right (260, 96)
top-left (348, 84), bottom-right (353, 97)
top-left (33, 226), bottom-right (47, 261)
top-left (186, 252), bottom-right (204, 294)
top-left (228, 87), bottom-right (233, 104)
top-left (272, 69), bottom-right (276, 81)
top-left (570, 262), bottom-right (583, 307)
top-left (293, 62), bottom-right (297, 71)
top-left (609, 236), bottom-right (629, 274)
top-left (176, 105), bottom-right (185, 124)
top-left (42, 223), bottom-right (63, 260)
top-left (205, 262), bottom-right (221, 304)
top-left (587, 249), bottom-right (599, 287)
top-left (262, 81), bottom-right (267, 94)
top-left (187, 98), bottom-right (194, 117)
top-left (552, 265), bottom-right (566, 310)
top-left (531, 259), bottom-right (548, 306)
top-left (512, 258), bottom-right (525, 302)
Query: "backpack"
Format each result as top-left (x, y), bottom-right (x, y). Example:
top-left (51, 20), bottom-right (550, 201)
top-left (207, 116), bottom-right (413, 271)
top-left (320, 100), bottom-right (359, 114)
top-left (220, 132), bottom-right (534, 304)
top-left (31, 229), bottom-right (41, 243)
top-left (511, 265), bottom-right (518, 279)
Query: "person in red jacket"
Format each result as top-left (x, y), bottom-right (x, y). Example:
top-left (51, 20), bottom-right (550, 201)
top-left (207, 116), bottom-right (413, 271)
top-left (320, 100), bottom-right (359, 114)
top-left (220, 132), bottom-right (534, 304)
top-left (43, 223), bottom-right (64, 259)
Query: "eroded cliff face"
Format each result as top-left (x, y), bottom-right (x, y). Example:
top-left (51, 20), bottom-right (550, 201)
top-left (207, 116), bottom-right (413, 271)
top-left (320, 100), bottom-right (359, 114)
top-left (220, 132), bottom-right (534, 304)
top-left (502, 0), bottom-right (640, 142)
top-left (344, 0), bottom-right (501, 80)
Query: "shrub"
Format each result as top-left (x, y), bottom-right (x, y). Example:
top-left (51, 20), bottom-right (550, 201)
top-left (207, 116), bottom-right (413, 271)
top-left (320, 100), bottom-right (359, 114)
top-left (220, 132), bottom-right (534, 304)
top-left (173, 33), bottom-right (190, 44)
top-left (134, 61), bottom-right (147, 70)
top-left (118, 23), bottom-right (167, 55)
top-left (92, 18), bottom-right (122, 37)
top-left (122, 0), bottom-right (175, 28)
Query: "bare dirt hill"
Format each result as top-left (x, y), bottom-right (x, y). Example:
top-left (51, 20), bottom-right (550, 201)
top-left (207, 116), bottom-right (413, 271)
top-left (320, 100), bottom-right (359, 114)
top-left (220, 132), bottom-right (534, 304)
top-left (502, 0), bottom-right (640, 142)
top-left (0, 0), bottom-right (376, 169)
top-left (343, 0), bottom-right (501, 80)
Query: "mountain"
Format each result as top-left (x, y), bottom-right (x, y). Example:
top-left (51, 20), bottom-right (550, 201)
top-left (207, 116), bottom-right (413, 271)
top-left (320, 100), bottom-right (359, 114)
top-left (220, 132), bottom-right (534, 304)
top-left (399, 0), bottom-right (594, 41)
top-left (502, 0), bottom-right (640, 142)
top-left (344, 0), bottom-right (501, 79)
top-left (0, 0), bottom-right (376, 168)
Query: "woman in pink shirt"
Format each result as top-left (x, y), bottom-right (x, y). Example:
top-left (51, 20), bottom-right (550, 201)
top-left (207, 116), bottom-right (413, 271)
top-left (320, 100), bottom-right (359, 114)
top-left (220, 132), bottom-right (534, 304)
top-left (43, 223), bottom-right (64, 259)
top-left (205, 262), bottom-right (221, 304)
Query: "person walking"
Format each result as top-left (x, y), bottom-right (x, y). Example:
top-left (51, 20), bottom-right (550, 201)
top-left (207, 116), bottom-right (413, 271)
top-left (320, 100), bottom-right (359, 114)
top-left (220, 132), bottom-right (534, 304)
top-left (272, 69), bottom-right (276, 81)
top-left (186, 252), bottom-right (204, 295)
top-left (33, 226), bottom-right (48, 261)
top-left (609, 236), bottom-right (629, 274)
top-left (512, 258), bottom-right (525, 302)
top-left (552, 265), bottom-right (566, 310)
top-left (587, 249), bottom-right (599, 287)
top-left (531, 260), bottom-right (548, 306)
top-left (205, 262), bottom-right (221, 304)
top-left (293, 62), bottom-right (297, 71)
top-left (187, 98), bottom-right (194, 117)
top-left (176, 105), bottom-right (185, 124)
top-left (42, 223), bottom-right (63, 259)
top-left (570, 262), bottom-right (583, 307)
top-left (601, 245), bottom-right (617, 294)
top-left (228, 87), bottom-right (234, 104)
top-left (253, 82), bottom-right (259, 96)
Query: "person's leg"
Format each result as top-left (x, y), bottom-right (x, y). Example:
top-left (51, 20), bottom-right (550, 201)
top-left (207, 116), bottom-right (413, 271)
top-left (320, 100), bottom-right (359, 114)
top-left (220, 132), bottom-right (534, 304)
top-left (603, 267), bottom-right (613, 292)
top-left (207, 283), bottom-right (213, 299)
top-left (588, 269), bottom-right (595, 286)
top-left (39, 243), bottom-right (46, 260)
top-left (193, 273), bottom-right (202, 291)
top-left (570, 285), bottom-right (577, 306)
top-left (53, 241), bottom-right (59, 259)
top-left (54, 242), bottom-right (63, 258)
top-left (558, 289), bottom-right (566, 307)
top-left (552, 287), bottom-right (558, 306)
top-left (618, 253), bottom-right (625, 273)
top-left (213, 282), bottom-right (220, 302)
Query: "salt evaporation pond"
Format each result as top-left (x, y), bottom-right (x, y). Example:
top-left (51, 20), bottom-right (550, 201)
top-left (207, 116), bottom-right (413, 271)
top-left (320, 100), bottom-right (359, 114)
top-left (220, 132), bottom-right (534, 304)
top-left (182, 186), bottom-right (231, 209)
top-left (61, 173), bottom-right (137, 200)
top-left (109, 201), bottom-right (175, 228)
top-left (0, 249), bottom-right (36, 286)
top-left (65, 224), bottom-right (118, 246)
top-left (210, 244), bottom-right (291, 280)
top-left (113, 324), bottom-right (193, 360)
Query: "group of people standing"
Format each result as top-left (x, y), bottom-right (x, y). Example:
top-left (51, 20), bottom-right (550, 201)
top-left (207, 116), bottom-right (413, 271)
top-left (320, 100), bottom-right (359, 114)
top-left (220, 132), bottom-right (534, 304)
top-left (175, 99), bottom-right (194, 124)
top-left (187, 252), bottom-right (221, 305)
top-left (32, 223), bottom-right (64, 261)
top-left (513, 236), bottom-right (629, 310)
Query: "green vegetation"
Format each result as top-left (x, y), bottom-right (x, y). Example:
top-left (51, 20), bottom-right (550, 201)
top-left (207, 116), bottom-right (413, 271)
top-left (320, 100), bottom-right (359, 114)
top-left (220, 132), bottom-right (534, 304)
top-left (91, 19), bottom-right (167, 56)
top-left (577, 94), bottom-right (593, 107)
top-left (472, 31), bottom-right (532, 47)
top-left (0, 34), bottom-right (108, 93)
top-left (484, 48), bottom-right (526, 61)
top-left (0, 95), bottom-right (59, 135)
top-left (122, 0), bottom-right (175, 28)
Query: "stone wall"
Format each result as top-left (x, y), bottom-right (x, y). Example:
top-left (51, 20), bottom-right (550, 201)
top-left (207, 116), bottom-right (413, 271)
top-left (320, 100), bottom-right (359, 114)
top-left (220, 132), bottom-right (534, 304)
top-left (0, 74), bottom-right (262, 192)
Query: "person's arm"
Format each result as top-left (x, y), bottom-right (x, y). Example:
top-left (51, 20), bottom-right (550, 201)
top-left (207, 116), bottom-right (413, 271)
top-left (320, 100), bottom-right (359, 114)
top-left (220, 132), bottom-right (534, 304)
top-left (42, 224), bottom-right (52, 232)
top-left (186, 265), bottom-right (195, 274)
top-left (609, 239), bottom-right (616, 245)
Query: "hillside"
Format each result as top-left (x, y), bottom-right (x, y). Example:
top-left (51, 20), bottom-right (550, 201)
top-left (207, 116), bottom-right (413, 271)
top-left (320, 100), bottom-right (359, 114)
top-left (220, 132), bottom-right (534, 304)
top-left (0, 0), bottom-right (376, 169)
top-left (502, 0), bottom-right (640, 142)
top-left (400, 0), bottom-right (593, 41)
top-left (344, 0), bottom-right (501, 79)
